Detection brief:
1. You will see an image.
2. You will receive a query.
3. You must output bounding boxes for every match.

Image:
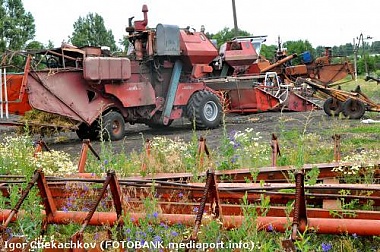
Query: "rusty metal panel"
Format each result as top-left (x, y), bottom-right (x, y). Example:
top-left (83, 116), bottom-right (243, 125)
top-left (173, 82), bottom-right (205, 106)
top-left (179, 30), bottom-right (218, 65)
top-left (83, 57), bottom-right (131, 81)
top-left (3, 74), bottom-right (32, 115)
top-left (27, 71), bottom-right (115, 124)
top-left (286, 91), bottom-right (319, 112)
top-left (224, 41), bottom-right (258, 67)
top-left (285, 65), bottom-right (308, 76)
top-left (156, 24), bottom-right (180, 56)
top-left (104, 82), bottom-right (156, 107)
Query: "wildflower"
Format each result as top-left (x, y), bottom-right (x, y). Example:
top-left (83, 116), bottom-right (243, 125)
top-left (193, 207), bottom-right (199, 213)
top-left (153, 235), bottom-right (162, 243)
top-left (62, 206), bottom-right (68, 213)
top-left (160, 222), bottom-right (168, 229)
top-left (104, 159), bottom-right (109, 165)
top-left (231, 155), bottom-right (239, 164)
top-left (94, 233), bottom-right (99, 240)
top-left (178, 192), bottom-right (184, 198)
top-left (130, 217), bottom-right (135, 222)
top-left (137, 231), bottom-right (147, 237)
top-left (267, 224), bottom-right (273, 232)
top-left (153, 212), bottom-right (159, 218)
top-left (124, 228), bottom-right (131, 235)
top-left (321, 242), bottom-right (332, 252)
top-left (171, 231), bottom-right (178, 237)
top-left (352, 233), bottom-right (358, 239)
top-left (245, 128), bottom-right (254, 133)
top-left (5, 228), bottom-right (12, 236)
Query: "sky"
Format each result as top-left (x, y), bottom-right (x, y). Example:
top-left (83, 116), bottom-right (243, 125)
top-left (23, 0), bottom-right (379, 49)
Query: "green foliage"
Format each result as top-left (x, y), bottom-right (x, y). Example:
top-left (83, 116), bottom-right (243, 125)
top-left (25, 40), bottom-right (44, 50)
top-left (69, 13), bottom-right (117, 52)
top-left (283, 40), bottom-right (316, 65)
top-left (119, 35), bottom-right (130, 54)
top-left (260, 44), bottom-right (277, 60)
top-left (0, 0), bottom-right (35, 53)
top-left (211, 27), bottom-right (251, 48)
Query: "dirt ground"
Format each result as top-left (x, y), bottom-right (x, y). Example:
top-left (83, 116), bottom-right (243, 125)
top-left (1, 108), bottom-right (375, 161)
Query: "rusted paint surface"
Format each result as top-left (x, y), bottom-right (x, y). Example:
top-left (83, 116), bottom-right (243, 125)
top-left (27, 71), bottom-right (118, 124)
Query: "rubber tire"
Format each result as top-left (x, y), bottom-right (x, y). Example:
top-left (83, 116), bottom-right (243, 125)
top-left (323, 97), bottom-right (343, 116)
top-left (101, 111), bottom-right (125, 141)
top-left (342, 98), bottom-right (366, 119)
top-left (76, 122), bottom-right (99, 141)
top-left (187, 90), bottom-right (222, 129)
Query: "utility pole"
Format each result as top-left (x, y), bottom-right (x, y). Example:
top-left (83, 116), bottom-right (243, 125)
top-left (353, 37), bottom-right (358, 83)
top-left (361, 33), bottom-right (369, 76)
top-left (355, 33), bottom-right (372, 80)
top-left (232, 0), bottom-right (238, 37)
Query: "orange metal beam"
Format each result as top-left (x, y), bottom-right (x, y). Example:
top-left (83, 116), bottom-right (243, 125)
top-left (1, 210), bottom-right (379, 236)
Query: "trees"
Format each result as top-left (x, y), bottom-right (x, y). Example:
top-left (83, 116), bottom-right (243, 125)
top-left (283, 40), bottom-right (315, 65)
top-left (260, 44), bottom-right (277, 61)
top-left (69, 13), bottom-right (117, 52)
top-left (211, 27), bottom-right (251, 48)
top-left (0, 0), bottom-right (35, 53)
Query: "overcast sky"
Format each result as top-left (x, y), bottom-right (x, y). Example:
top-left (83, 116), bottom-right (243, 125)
top-left (23, 0), bottom-right (379, 49)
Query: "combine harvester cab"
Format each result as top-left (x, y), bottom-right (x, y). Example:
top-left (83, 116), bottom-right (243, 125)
top-left (4, 5), bottom-right (225, 141)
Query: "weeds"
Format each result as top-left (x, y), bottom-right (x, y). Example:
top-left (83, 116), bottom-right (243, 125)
top-left (0, 96), bottom-right (380, 250)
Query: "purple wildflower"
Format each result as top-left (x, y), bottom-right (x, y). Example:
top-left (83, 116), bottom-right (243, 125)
top-left (178, 192), bottom-right (184, 198)
top-left (62, 206), bottom-right (69, 212)
top-left (267, 224), bottom-right (273, 232)
top-left (153, 235), bottom-right (162, 243)
top-left (352, 233), bottom-right (358, 239)
top-left (321, 242), bottom-right (332, 252)
top-left (193, 207), bottom-right (199, 213)
top-left (160, 222), bottom-right (168, 229)
top-left (94, 233), bottom-right (99, 240)
top-left (153, 212), bottom-right (159, 218)
top-left (171, 231), bottom-right (178, 237)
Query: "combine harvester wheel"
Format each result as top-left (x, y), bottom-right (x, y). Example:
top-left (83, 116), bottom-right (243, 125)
top-left (187, 90), bottom-right (222, 129)
top-left (101, 111), bottom-right (125, 141)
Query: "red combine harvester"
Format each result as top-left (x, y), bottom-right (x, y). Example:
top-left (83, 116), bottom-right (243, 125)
top-left (0, 5), bottom-right (321, 140)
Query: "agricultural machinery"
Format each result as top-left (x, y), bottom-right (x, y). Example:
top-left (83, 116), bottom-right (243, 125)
top-left (0, 4), bottom-right (356, 141)
top-left (299, 78), bottom-right (380, 119)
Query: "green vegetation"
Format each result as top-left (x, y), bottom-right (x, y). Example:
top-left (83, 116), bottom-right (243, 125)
top-left (69, 13), bottom-right (118, 51)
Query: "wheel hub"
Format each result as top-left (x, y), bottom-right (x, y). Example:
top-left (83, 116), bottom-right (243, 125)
top-left (204, 101), bottom-right (218, 121)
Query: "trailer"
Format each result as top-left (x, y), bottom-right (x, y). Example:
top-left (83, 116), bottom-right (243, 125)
top-left (299, 78), bottom-right (380, 119)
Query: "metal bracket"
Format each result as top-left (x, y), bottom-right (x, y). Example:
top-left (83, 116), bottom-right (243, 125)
top-left (282, 171), bottom-right (307, 251)
top-left (71, 170), bottom-right (122, 251)
top-left (77, 139), bottom-right (100, 173)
